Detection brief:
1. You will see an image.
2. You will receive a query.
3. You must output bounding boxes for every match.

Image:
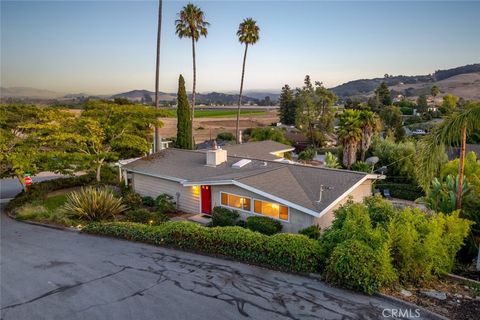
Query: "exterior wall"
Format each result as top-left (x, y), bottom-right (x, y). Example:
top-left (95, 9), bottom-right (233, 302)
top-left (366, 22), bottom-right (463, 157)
top-left (314, 179), bottom-right (373, 230)
top-left (211, 185), bottom-right (313, 233)
top-left (131, 171), bottom-right (373, 233)
top-left (132, 173), bottom-right (200, 214)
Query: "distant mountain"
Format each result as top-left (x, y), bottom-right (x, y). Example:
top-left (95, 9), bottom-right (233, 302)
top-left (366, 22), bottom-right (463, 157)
top-left (0, 87), bottom-right (64, 99)
top-left (330, 63), bottom-right (480, 100)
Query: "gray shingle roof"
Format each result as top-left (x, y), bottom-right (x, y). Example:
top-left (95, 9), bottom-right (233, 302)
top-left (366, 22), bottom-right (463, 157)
top-left (124, 148), bottom-right (370, 215)
top-left (223, 140), bottom-right (294, 161)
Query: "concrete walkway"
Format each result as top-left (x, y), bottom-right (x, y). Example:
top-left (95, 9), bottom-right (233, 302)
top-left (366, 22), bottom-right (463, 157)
top-left (1, 206), bottom-right (434, 320)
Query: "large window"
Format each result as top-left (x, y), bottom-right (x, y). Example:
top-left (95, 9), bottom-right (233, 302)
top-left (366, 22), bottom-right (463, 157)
top-left (221, 192), bottom-right (251, 211)
top-left (254, 200), bottom-right (289, 221)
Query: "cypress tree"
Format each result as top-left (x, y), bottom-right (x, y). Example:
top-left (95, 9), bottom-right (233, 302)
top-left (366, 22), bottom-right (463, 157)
top-left (278, 84), bottom-right (295, 125)
top-left (176, 75), bottom-right (192, 149)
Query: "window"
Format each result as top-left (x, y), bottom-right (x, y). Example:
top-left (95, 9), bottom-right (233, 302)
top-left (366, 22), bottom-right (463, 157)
top-left (254, 200), bottom-right (289, 221)
top-left (221, 192), bottom-right (251, 211)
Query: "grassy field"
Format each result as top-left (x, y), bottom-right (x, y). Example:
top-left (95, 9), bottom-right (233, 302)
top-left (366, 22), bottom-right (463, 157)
top-left (170, 109), bottom-right (268, 118)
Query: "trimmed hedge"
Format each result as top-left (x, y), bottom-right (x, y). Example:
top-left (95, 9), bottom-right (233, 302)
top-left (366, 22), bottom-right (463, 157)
top-left (83, 221), bottom-right (322, 273)
top-left (246, 216), bottom-right (283, 235)
top-left (375, 182), bottom-right (424, 201)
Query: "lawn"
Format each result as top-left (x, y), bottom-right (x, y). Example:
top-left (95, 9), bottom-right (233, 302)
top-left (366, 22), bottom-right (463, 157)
top-left (173, 109), bottom-right (267, 118)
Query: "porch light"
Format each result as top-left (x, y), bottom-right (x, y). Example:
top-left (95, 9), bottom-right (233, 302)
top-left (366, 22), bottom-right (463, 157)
top-left (192, 185), bottom-right (200, 196)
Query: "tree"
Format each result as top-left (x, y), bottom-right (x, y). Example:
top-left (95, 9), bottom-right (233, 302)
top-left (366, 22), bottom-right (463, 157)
top-left (379, 106), bottom-right (404, 141)
top-left (154, 0), bottom-right (163, 152)
top-left (375, 82), bottom-right (392, 107)
top-left (431, 85), bottom-right (440, 103)
top-left (249, 127), bottom-right (289, 144)
top-left (337, 109), bottom-right (363, 168)
top-left (295, 76), bottom-right (337, 147)
top-left (278, 85), bottom-right (296, 125)
top-left (0, 105), bottom-right (45, 190)
top-left (175, 3), bottom-right (209, 147)
top-left (235, 18), bottom-right (260, 144)
top-left (176, 75), bottom-right (192, 149)
top-left (359, 111), bottom-right (381, 161)
top-left (416, 95), bottom-right (428, 113)
top-left (440, 93), bottom-right (459, 114)
top-left (416, 103), bottom-right (480, 210)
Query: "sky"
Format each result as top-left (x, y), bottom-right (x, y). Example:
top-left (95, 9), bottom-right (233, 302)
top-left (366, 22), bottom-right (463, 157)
top-left (1, 0), bottom-right (479, 95)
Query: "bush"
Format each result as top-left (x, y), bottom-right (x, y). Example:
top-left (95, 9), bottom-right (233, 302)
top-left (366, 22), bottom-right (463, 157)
top-left (122, 190), bottom-right (143, 209)
top-left (83, 221), bottom-right (322, 273)
top-left (298, 148), bottom-right (316, 162)
top-left (236, 220), bottom-right (247, 228)
top-left (211, 206), bottom-right (239, 226)
top-left (375, 182), bottom-right (424, 201)
top-left (246, 216), bottom-right (282, 235)
top-left (155, 194), bottom-right (176, 214)
top-left (125, 208), bottom-right (151, 224)
top-left (326, 239), bottom-right (396, 295)
top-left (351, 161), bottom-right (372, 173)
top-left (62, 187), bottom-right (127, 221)
top-left (299, 225), bottom-right (321, 240)
top-left (142, 196), bottom-right (155, 207)
top-left (216, 132), bottom-right (235, 141)
top-left (151, 211), bottom-right (169, 225)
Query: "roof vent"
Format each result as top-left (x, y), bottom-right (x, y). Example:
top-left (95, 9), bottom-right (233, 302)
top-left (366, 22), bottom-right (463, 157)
top-left (206, 147), bottom-right (227, 167)
top-left (232, 159), bottom-right (251, 169)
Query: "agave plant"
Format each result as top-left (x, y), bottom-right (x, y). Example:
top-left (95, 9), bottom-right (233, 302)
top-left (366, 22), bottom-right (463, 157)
top-left (63, 187), bottom-right (127, 221)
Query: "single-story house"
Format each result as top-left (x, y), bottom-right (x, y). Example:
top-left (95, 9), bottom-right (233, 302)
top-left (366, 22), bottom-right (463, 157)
top-left (121, 144), bottom-right (383, 233)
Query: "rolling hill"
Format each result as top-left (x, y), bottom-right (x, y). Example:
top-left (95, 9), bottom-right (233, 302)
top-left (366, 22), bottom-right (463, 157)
top-left (330, 63), bottom-right (480, 100)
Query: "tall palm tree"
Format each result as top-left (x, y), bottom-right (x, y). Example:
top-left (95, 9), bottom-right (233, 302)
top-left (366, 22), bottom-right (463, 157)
top-left (175, 3), bottom-right (209, 148)
top-left (154, 0), bottom-right (163, 152)
top-left (235, 18), bottom-right (260, 144)
top-left (337, 110), bottom-right (363, 168)
top-left (416, 103), bottom-right (480, 209)
top-left (359, 110), bottom-right (381, 161)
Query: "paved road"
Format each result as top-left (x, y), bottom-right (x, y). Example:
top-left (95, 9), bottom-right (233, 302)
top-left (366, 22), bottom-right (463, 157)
top-left (0, 173), bottom-right (65, 200)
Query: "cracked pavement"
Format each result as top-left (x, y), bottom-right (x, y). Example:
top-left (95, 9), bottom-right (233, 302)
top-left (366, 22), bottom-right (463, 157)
top-left (0, 205), bottom-right (432, 319)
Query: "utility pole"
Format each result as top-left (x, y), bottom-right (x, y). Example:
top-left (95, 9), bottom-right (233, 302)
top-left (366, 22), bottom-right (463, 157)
top-left (153, 0), bottom-right (163, 152)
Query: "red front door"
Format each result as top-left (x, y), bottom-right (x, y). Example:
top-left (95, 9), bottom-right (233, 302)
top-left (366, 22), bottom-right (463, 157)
top-left (200, 185), bottom-right (212, 214)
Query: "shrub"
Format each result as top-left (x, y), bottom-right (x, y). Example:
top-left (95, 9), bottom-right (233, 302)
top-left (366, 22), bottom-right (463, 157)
top-left (83, 221), bottom-right (322, 273)
top-left (246, 216), bottom-right (282, 235)
top-left (363, 195), bottom-right (395, 228)
top-left (155, 194), bottom-right (176, 214)
top-left (298, 148), bottom-right (316, 162)
top-left (351, 161), bottom-right (372, 173)
top-left (211, 206), bottom-right (239, 226)
top-left (122, 190), bottom-right (143, 209)
top-left (236, 220), bottom-right (247, 228)
top-left (326, 239), bottom-right (396, 295)
top-left (299, 225), bottom-right (321, 240)
top-left (151, 211), bottom-right (169, 225)
top-left (216, 132), bottom-right (235, 141)
top-left (63, 187), bottom-right (127, 221)
top-left (142, 196), bottom-right (155, 207)
top-left (375, 182), bottom-right (424, 201)
top-left (125, 208), bottom-right (151, 224)
top-left (388, 209), bottom-right (472, 283)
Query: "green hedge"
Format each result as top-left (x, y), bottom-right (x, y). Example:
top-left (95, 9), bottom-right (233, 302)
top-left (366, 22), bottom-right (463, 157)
top-left (83, 221), bottom-right (322, 273)
top-left (375, 182), bottom-right (424, 201)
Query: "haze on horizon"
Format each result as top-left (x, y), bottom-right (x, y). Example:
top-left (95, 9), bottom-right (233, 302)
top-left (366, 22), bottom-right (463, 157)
top-left (1, 0), bottom-right (479, 95)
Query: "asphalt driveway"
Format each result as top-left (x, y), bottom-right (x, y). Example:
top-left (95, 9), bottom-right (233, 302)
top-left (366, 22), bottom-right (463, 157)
top-left (0, 206), bottom-right (433, 320)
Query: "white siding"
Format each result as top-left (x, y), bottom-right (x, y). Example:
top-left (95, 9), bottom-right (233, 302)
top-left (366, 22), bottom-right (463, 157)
top-left (132, 173), bottom-right (200, 213)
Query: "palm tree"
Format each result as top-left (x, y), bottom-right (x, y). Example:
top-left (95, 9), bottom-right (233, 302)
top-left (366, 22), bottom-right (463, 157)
top-left (416, 103), bottom-right (480, 209)
top-left (153, 0), bottom-right (163, 152)
top-left (175, 3), bottom-right (209, 148)
top-left (337, 110), bottom-right (363, 169)
top-left (235, 18), bottom-right (260, 144)
top-left (359, 110), bottom-right (381, 161)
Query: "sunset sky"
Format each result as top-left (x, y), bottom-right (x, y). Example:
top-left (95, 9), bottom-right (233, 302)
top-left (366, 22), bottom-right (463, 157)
top-left (1, 0), bottom-right (479, 94)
